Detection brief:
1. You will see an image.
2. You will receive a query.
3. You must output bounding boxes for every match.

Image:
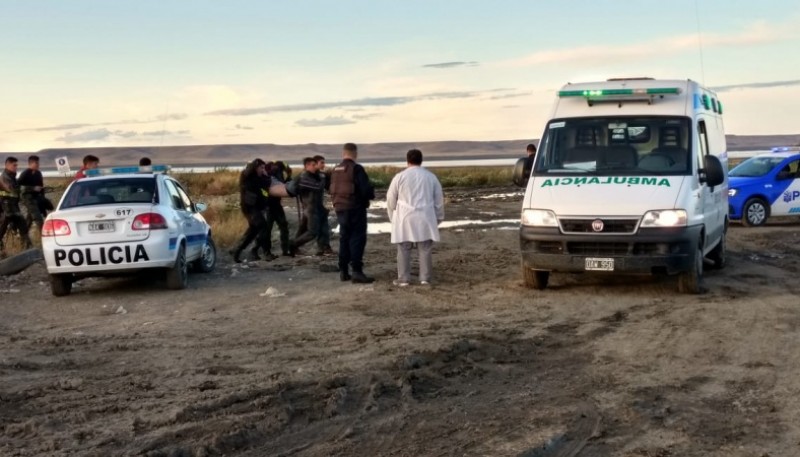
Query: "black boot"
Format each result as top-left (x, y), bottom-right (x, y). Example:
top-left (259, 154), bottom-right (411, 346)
top-left (229, 248), bottom-right (244, 263)
top-left (351, 271), bottom-right (374, 284)
top-left (340, 265), bottom-right (351, 281)
top-left (247, 248), bottom-right (261, 262)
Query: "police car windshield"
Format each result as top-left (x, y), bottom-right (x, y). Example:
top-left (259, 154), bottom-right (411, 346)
top-left (533, 117), bottom-right (692, 176)
top-left (61, 177), bottom-right (157, 209)
top-left (729, 156), bottom-right (785, 178)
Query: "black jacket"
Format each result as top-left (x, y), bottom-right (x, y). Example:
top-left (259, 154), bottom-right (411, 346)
top-left (17, 169), bottom-right (44, 195)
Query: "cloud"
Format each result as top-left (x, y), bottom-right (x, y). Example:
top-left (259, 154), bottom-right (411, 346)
top-left (15, 113), bottom-right (190, 132)
top-left (711, 79), bottom-right (800, 93)
top-left (487, 91), bottom-right (532, 100)
top-left (352, 113), bottom-right (383, 120)
top-left (422, 61), bottom-right (479, 69)
top-left (140, 130), bottom-right (190, 137)
top-left (234, 124), bottom-right (254, 130)
top-left (295, 116), bottom-right (356, 127)
top-left (206, 90), bottom-right (509, 117)
top-left (56, 128), bottom-right (118, 143)
top-left (498, 19), bottom-right (797, 67)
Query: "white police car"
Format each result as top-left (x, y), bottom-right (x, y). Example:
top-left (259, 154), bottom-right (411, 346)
top-left (728, 148), bottom-right (800, 226)
top-left (41, 165), bottom-right (216, 296)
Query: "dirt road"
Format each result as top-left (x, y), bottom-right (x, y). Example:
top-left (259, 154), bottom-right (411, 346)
top-left (2, 187), bottom-right (800, 456)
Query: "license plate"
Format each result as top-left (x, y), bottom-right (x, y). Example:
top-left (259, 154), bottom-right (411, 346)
top-left (585, 258), bottom-right (614, 271)
top-left (88, 221), bottom-right (115, 233)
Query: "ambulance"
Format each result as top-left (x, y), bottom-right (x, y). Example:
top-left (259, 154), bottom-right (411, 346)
top-left (512, 78), bottom-right (727, 294)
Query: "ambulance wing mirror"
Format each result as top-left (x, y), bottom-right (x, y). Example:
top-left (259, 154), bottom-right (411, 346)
top-left (512, 158), bottom-right (529, 188)
top-left (701, 155), bottom-right (725, 188)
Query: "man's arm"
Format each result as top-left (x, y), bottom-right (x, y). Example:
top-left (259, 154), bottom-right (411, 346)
top-left (386, 174), bottom-right (399, 222)
top-left (353, 165), bottom-right (375, 202)
top-left (434, 176), bottom-right (445, 222)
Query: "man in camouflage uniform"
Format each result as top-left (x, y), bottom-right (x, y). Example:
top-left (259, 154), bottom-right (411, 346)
top-left (0, 157), bottom-right (33, 253)
top-left (17, 155), bottom-right (45, 233)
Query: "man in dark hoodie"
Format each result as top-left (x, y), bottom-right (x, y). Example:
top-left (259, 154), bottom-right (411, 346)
top-left (289, 157), bottom-right (325, 254)
top-left (230, 159), bottom-right (270, 263)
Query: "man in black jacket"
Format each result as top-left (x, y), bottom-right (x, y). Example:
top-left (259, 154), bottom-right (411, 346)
top-left (17, 155), bottom-right (46, 233)
top-left (289, 157), bottom-right (325, 254)
top-left (230, 159), bottom-right (271, 263)
top-left (329, 143), bottom-right (375, 283)
top-left (0, 157), bottom-right (33, 253)
top-left (264, 161), bottom-right (291, 258)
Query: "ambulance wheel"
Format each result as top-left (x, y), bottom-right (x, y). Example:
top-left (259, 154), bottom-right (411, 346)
top-left (707, 232), bottom-right (726, 271)
top-left (742, 198), bottom-right (768, 227)
top-left (678, 245), bottom-right (704, 294)
top-left (50, 274), bottom-right (72, 297)
top-left (192, 237), bottom-right (217, 273)
top-left (522, 265), bottom-right (549, 290)
top-left (165, 245), bottom-right (188, 290)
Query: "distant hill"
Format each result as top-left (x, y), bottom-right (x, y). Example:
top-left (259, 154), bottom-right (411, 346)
top-left (4, 135), bottom-right (799, 168)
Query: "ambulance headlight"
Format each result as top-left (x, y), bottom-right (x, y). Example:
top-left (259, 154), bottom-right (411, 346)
top-left (728, 188), bottom-right (737, 197)
top-left (640, 210), bottom-right (688, 227)
top-left (522, 209), bottom-right (558, 227)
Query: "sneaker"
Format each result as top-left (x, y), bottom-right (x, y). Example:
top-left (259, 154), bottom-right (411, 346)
top-left (393, 280), bottom-right (410, 287)
top-left (420, 281), bottom-right (431, 286)
top-left (263, 253), bottom-right (278, 261)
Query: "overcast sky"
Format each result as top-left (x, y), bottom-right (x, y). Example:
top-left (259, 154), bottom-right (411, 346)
top-left (1, 0), bottom-right (799, 151)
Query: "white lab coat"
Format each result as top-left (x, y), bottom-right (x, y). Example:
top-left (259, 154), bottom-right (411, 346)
top-left (387, 166), bottom-right (444, 244)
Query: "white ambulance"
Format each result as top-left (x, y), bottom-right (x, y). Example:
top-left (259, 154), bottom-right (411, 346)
top-left (512, 78), bottom-right (727, 294)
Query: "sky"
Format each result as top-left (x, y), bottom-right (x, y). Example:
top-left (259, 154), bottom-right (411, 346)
top-left (1, 0), bottom-right (799, 152)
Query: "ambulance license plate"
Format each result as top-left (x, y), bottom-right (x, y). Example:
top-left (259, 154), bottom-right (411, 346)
top-left (585, 258), bottom-right (614, 271)
top-left (88, 221), bottom-right (115, 233)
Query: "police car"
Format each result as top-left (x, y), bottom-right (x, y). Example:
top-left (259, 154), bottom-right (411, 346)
top-left (728, 147), bottom-right (800, 226)
top-left (42, 165), bottom-right (217, 296)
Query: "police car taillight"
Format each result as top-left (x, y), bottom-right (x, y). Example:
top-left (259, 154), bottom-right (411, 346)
top-left (42, 219), bottom-right (71, 237)
top-left (131, 213), bottom-right (168, 230)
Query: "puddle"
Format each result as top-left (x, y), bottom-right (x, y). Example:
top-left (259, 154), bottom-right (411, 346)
top-left (477, 192), bottom-right (524, 199)
top-left (333, 218), bottom-right (519, 235)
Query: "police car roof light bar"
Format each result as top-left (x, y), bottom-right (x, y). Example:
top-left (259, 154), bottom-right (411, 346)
top-left (84, 165), bottom-right (171, 177)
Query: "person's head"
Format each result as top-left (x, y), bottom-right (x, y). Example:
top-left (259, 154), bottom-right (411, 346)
top-left (83, 154), bottom-right (100, 169)
top-left (28, 155), bottom-right (40, 171)
top-left (139, 157), bottom-right (152, 166)
top-left (5, 157), bottom-right (19, 173)
top-left (343, 143), bottom-right (358, 160)
top-left (303, 157), bottom-right (318, 172)
top-left (526, 144), bottom-right (537, 156)
top-left (313, 155), bottom-right (326, 171)
top-left (253, 158), bottom-right (267, 175)
top-left (407, 149), bottom-right (423, 167)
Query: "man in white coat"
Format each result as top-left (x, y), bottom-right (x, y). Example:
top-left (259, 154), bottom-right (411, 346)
top-left (386, 149), bottom-right (444, 286)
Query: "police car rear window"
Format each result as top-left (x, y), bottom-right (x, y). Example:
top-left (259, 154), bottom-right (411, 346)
top-left (61, 177), bottom-right (157, 209)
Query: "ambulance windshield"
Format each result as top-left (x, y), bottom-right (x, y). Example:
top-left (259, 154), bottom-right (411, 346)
top-left (533, 117), bottom-right (692, 176)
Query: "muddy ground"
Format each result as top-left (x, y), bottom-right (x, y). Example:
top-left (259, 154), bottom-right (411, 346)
top-left (2, 186), bottom-right (800, 457)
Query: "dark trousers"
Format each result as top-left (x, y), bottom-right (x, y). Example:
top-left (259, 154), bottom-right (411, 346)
top-left (0, 199), bottom-right (32, 250)
top-left (317, 209), bottom-right (331, 249)
top-left (265, 205), bottom-right (290, 254)
top-left (234, 209), bottom-right (268, 253)
top-left (336, 208), bottom-right (368, 273)
top-left (293, 208), bottom-right (320, 249)
top-left (21, 194), bottom-right (44, 232)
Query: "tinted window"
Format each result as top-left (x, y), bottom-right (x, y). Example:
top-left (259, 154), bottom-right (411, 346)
top-left (729, 157), bottom-right (786, 178)
top-left (164, 180), bottom-right (186, 210)
top-left (534, 117), bottom-right (691, 176)
top-left (61, 177), bottom-right (156, 209)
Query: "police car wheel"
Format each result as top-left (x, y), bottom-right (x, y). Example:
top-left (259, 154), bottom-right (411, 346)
top-left (192, 238), bottom-right (217, 273)
top-left (678, 245), bottom-right (704, 294)
top-left (49, 274), bottom-right (72, 297)
top-left (165, 245), bottom-right (188, 290)
top-left (522, 265), bottom-right (549, 290)
top-left (742, 198), bottom-right (768, 227)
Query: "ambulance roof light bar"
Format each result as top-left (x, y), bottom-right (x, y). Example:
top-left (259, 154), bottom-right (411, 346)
top-left (558, 87), bottom-right (681, 97)
top-left (84, 165), bottom-right (171, 177)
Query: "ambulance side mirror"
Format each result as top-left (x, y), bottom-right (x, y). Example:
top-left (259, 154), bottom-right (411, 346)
top-left (512, 158), bottom-right (529, 188)
top-left (701, 155), bottom-right (725, 188)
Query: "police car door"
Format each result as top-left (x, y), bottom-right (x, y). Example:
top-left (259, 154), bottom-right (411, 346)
top-left (769, 158), bottom-right (800, 216)
top-left (164, 179), bottom-right (202, 260)
top-left (174, 181), bottom-right (207, 260)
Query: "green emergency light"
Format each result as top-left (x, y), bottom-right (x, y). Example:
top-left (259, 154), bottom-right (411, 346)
top-left (558, 87), bottom-right (681, 97)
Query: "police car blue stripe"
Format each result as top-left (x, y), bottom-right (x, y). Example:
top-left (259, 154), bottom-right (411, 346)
top-left (168, 235), bottom-right (206, 250)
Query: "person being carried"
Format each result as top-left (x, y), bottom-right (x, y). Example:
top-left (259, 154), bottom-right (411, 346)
top-left (0, 157), bottom-right (33, 253)
top-left (330, 143), bottom-right (375, 283)
top-left (263, 160), bottom-right (292, 258)
top-left (386, 149), bottom-right (444, 286)
top-left (74, 154), bottom-right (99, 180)
top-left (17, 155), bottom-right (46, 233)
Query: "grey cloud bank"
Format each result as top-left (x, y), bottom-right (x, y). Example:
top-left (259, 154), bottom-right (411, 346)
top-left (295, 116), bottom-right (356, 128)
top-left (422, 61), bottom-right (479, 69)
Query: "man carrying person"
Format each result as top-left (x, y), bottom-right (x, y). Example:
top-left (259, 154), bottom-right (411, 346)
top-left (0, 157), bottom-right (33, 253)
top-left (17, 155), bottom-right (46, 233)
top-left (264, 161), bottom-right (292, 258)
top-left (74, 154), bottom-right (99, 180)
top-left (386, 149), bottom-right (444, 286)
top-left (313, 154), bottom-right (334, 256)
top-left (289, 157), bottom-right (325, 255)
top-left (329, 143), bottom-right (375, 283)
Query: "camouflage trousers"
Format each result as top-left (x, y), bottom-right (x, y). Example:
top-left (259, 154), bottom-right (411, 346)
top-left (0, 198), bottom-right (32, 251)
top-left (21, 194), bottom-right (44, 232)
